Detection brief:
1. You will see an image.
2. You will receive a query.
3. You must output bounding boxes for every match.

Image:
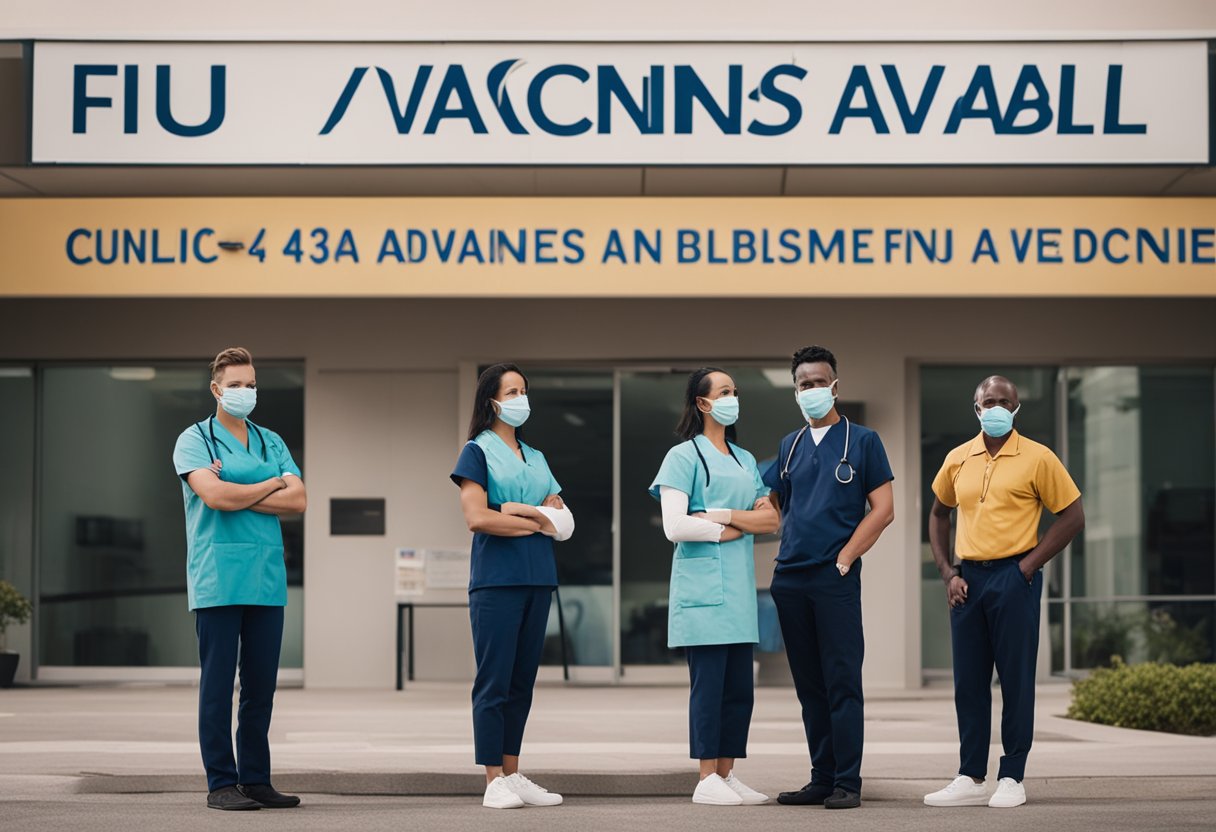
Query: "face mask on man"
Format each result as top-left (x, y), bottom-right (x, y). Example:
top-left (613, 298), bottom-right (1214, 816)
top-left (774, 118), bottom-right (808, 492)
top-left (976, 403), bottom-right (1020, 438)
top-left (217, 387), bottom-right (257, 420)
top-left (796, 379), bottom-right (838, 421)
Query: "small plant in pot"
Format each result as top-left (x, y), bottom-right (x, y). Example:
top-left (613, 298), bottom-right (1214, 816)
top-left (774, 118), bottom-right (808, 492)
top-left (0, 580), bottom-right (33, 688)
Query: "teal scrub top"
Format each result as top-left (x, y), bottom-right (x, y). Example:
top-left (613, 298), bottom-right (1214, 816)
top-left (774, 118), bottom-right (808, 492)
top-left (449, 430), bottom-right (562, 591)
top-left (173, 417), bottom-right (302, 611)
top-left (649, 435), bottom-right (770, 649)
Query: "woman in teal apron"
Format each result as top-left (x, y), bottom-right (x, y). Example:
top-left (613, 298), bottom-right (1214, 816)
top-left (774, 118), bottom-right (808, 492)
top-left (451, 363), bottom-right (574, 810)
top-left (649, 367), bottom-right (780, 806)
top-left (172, 347), bottom-right (307, 811)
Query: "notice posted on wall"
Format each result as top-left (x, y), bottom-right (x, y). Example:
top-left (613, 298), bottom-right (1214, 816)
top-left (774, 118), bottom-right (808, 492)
top-left (395, 548), bottom-right (425, 596)
top-left (395, 547), bottom-right (471, 596)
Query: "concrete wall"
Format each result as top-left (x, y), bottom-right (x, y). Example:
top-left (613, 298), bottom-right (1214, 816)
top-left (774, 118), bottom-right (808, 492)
top-left (0, 297), bottom-right (1213, 689)
top-left (3, 0), bottom-right (1214, 41)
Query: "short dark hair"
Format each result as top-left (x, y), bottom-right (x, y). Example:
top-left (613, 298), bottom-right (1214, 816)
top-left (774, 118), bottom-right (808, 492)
top-left (790, 345), bottom-right (837, 378)
top-left (467, 363), bottom-right (529, 441)
top-left (675, 367), bottom-right (737, 443)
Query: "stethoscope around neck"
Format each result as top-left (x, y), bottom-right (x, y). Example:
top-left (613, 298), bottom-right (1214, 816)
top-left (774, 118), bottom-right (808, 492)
top-left (196, 414), bottom-right (268, 463)
top-left (780, 415), bottom-right (855, 485)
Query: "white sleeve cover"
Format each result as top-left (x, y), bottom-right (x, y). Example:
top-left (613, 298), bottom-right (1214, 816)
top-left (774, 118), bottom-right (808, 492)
top-left (659, 486), bottom-right (725, 543)
top-left (535, 505), bottom-right (575, 542)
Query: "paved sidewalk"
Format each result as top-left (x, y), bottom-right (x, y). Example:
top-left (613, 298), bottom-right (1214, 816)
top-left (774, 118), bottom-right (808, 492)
top-left (1, 681), bottom-right (1214, 800)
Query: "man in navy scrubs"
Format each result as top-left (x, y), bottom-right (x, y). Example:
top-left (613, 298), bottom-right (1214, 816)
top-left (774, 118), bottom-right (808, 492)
top-left (763, 345), bottom-right (895, 810)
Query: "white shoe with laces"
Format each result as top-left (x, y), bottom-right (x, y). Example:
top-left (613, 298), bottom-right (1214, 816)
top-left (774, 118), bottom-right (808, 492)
top-left (504, 772), bottom-right (563, 806)
top-left (692, 773), bottom-right (743, 805)
top-left (482, 776), bottom-right (525, 809)
top-left (988, 777), bottom-right (1026, 808)
top-left (723, 772), bottom-right (769, 805)
top-left (923, 775), bottom-right (990, 807)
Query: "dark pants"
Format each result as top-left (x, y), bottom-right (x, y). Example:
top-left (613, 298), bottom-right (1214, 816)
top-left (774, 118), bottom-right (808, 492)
top-left (951, 555), bottom-right (1042, 782)
top-left (770, 560), bottom-right (865, 794)
top-left (195, 604), bottom-right (284, 792)
top-left (469, 586), bottom-right (552, 766)
top-left (685, 643), bottom-right (755, 760)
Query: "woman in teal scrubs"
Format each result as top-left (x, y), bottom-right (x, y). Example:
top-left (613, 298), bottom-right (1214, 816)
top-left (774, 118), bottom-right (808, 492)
top-left (452, 363), bottom-right (574, 810)
top-left (649, 368), bottom-right (780, 806)
top-left (172, 347), bottom-right (307, 812)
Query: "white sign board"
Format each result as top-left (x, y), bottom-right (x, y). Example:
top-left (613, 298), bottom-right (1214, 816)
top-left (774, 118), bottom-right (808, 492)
top-left (30, 40), bottom-right (1211, 165)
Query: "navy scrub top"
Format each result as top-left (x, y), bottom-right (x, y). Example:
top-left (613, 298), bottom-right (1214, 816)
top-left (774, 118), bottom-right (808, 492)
top-left (761, 419), bottom-right (894, 572)
top-left (450, 431), bottom-right (561, 592)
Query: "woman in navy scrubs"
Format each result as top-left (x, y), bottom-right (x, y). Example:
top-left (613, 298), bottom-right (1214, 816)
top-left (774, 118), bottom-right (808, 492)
top-left (452, 363), bottom-right (574, 810)
top-left (649, 368), bottom-right (780, 806)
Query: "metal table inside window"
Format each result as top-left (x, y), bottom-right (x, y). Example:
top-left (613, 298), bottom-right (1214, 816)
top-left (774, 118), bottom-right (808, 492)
top-left (396, 587), bottom-right (572, 690)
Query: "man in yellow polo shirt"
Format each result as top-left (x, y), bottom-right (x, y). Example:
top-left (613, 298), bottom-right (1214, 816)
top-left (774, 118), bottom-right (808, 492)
top-left (923, 375), bottom-right (1084, 810)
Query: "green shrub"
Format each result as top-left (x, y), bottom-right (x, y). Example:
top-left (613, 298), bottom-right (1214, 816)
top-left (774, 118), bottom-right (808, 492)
top-left (1067, 657), bottom-right (1216, 736)
top-left (0, 579), bottom-right (33, 651)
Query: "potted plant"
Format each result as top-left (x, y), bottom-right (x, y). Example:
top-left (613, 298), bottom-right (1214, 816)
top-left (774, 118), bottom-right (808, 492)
top-left (0, 580), bottom-right (33, 688)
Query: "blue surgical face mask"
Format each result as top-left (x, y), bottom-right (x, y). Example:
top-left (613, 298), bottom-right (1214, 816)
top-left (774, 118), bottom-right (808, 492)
top-left (495, 394), bottom-right (531, 428)
top-left (705, 396), bottom-right (739, 427)
top-left (218, 386), bottom-right (257, 420)
top-left (796, 379), bottom-right (838, 421)
top-left (977, 403), bottom-right (1020, 438)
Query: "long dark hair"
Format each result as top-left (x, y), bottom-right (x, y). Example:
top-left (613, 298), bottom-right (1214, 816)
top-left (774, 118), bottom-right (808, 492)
top-left (675, 367), bottom-right (737, 443)
top-left (467, 363), bottom-right (529, 441)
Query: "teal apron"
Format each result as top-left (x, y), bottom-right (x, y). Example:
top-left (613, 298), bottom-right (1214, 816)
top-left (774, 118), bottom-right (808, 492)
top-left (649, 435), bottom-right (766, 648)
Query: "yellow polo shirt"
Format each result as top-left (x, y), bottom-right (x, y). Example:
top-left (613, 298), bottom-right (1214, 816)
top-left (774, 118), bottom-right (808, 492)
top-left (931, 430), bottom-right (1081, 560)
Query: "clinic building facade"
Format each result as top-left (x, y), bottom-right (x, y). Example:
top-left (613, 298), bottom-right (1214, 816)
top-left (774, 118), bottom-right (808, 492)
top-left (0, 35), bottom-right (1214, 690)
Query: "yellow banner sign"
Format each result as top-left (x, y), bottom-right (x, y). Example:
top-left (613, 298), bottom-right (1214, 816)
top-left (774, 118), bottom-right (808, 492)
top-left (1, 197), bottom-right (1213, 297)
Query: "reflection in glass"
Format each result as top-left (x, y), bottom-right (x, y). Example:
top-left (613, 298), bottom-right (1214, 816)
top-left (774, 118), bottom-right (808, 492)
top-left (1070, 601), bottom-right (1214, 669)
top-left (523, 370), bottom-right (614, 667)
top-left (38, 364), bottom-right (305, 668)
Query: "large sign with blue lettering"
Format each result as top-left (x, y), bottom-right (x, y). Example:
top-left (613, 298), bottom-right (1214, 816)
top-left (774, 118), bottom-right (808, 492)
top-left (1, 197), bottom-right (1213, 297)
top-left (31, 41), bottom-right (1210, 165)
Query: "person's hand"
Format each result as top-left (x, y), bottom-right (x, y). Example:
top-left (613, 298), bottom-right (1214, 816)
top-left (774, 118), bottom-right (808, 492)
top-left (1019, 564), bottom-right (1035, 584)
top-left (836, 559), bottom-right (852, 577)
top-left (719, 526), bottom-right (744, 542)
top-left (542, 494), bottom-right (565, 510)
top-left (946, 575), bottom-right (969, 608)
top-left (753, 497), bottom-right (774, 511)
top-left (208, 460), bottom-right (223, 476)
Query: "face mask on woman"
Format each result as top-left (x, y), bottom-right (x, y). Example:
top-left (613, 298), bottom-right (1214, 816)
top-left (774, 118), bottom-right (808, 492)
top-left (495, 395), bottom-right (531, 428)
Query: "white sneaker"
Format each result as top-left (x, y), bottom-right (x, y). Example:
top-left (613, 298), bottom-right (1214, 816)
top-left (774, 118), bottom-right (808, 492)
top-left (693, 773), bottom-right (744, 806)
top-left (723, 772), bottom-right (769, 805)
top-left (987, 777), bottom-right (1026, 808)
top-left (482, 776), bottom-right (525, 809)
top-left (504, 772), bottom-right (563, 806)
top-left (923, 775), bottom-right (990, 807)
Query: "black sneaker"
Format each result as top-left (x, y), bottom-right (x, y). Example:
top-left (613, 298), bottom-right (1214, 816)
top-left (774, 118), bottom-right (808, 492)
top-left (824, 787), bottom-right (861, 809)
top-left (207, 785), bottom-right (261, 811)
top-left (237, 783), bottom-right (301, 809)
top-left (777, 781), bottom-right (836, 805)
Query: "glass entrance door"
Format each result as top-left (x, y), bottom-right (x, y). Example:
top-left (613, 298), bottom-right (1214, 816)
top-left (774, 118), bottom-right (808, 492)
top-left (617, 366), bottom-right (799, 670)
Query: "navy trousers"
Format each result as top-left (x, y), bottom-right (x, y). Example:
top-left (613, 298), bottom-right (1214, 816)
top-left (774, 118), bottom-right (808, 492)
top-left (770, 560), bottom-right (865, 794)
top-left (685, 643), bottom-right (755, 760)
top-left (951, 555), bottom-right (1042, 783)
top-left (194, 604), bottom-right (284, 792)
top-left (469, 586), bottom-right (552, 766)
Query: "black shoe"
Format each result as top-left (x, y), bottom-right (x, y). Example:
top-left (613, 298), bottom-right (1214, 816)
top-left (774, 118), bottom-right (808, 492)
top-left (777, 781), bottom-right (836, 806)
top-left (237, 783), bottom-right (301, 809)
top-left (824, 787), bottom-right (861, 809)
top-left (207, 785), bottom-right (261, 811)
